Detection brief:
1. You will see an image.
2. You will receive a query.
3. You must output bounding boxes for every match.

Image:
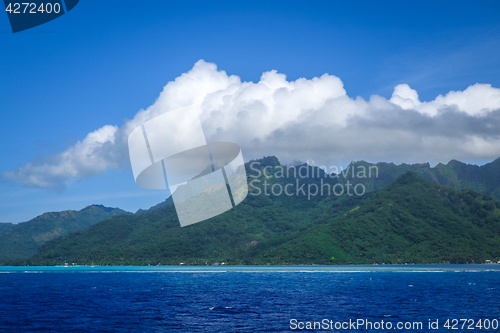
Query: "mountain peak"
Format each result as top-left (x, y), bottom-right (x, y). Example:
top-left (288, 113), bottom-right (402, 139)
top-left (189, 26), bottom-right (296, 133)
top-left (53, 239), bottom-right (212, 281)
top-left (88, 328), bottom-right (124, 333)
top-left (250, 156), bottom-right (281, 167)
top-left (0, 204), bottom-right (129, 260)
top-left (81, 204), bottom-right (117, 213)
top-left (446, 159), bottom-right (466, 167)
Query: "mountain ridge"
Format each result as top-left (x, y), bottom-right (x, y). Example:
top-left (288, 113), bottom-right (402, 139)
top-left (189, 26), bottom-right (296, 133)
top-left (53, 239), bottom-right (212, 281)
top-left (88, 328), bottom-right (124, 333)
top-left (0, 223), bottom-right (14, 232)
top-left (336, 157), bottom-right (500, 199)
top-left (2, 155), bottom-right (499, 265)
top-left (13, 157), bottom-right (500, 265)
top-left (0, 204), bottom-right (130, 260)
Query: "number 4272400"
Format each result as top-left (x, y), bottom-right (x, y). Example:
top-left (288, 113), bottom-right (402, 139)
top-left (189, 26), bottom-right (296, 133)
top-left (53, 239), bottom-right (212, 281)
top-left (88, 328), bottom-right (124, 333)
top-left (443, 319), bottom-right (499, 330)
top-left (5, 2), bottom-right (61, 14)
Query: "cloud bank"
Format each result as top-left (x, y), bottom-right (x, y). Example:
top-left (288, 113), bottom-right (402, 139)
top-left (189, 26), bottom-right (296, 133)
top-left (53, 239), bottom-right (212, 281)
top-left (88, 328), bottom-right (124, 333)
top-left (3, 60), bottom-right (500, 189)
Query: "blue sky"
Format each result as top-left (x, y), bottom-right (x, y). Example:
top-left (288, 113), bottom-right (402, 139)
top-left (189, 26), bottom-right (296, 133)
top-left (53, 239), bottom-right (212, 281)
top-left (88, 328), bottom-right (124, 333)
top-left (1, 1), bottom-right (500, 222)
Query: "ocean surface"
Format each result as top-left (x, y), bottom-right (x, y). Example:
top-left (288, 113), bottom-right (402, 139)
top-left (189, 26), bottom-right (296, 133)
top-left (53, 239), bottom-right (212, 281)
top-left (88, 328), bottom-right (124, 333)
top-left (0, 265), bottom-right (499, 332)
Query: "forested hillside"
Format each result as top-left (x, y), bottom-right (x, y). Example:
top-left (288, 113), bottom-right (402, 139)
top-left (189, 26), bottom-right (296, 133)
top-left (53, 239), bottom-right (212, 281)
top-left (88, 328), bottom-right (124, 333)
top-left (12, 156), bottom-right (499, 266)
top-left (0, 205), bottom-right (129, 260)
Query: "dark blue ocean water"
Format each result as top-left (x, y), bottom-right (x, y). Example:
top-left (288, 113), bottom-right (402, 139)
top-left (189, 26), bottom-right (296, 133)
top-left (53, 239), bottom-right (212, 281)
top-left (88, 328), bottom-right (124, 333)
top-left (0, 265), bottom-right (499, 332)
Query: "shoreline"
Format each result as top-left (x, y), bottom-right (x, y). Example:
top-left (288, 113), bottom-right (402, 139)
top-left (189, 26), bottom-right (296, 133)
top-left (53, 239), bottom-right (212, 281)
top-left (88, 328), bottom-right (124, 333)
top-left (1, 263), bottom-right (500, 273)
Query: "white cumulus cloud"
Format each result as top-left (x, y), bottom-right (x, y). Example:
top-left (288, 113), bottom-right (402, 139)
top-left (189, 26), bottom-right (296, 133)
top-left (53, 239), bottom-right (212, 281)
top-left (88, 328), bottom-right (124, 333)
top-left (3, 60), bottom-right (500, 189)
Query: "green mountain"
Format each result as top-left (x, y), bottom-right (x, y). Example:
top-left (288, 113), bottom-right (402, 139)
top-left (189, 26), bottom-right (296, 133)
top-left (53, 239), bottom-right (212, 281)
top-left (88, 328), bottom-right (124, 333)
top-left (17, 156), bottom-right (500, 266)
top-left (0, 205), bottom-right (129, 260)
top-left (257, 172), bottom-right (500, 264)
top-left (0, 223), bottom-right (13, 232)
top-left (340, 157), bottom-right (500, 199)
